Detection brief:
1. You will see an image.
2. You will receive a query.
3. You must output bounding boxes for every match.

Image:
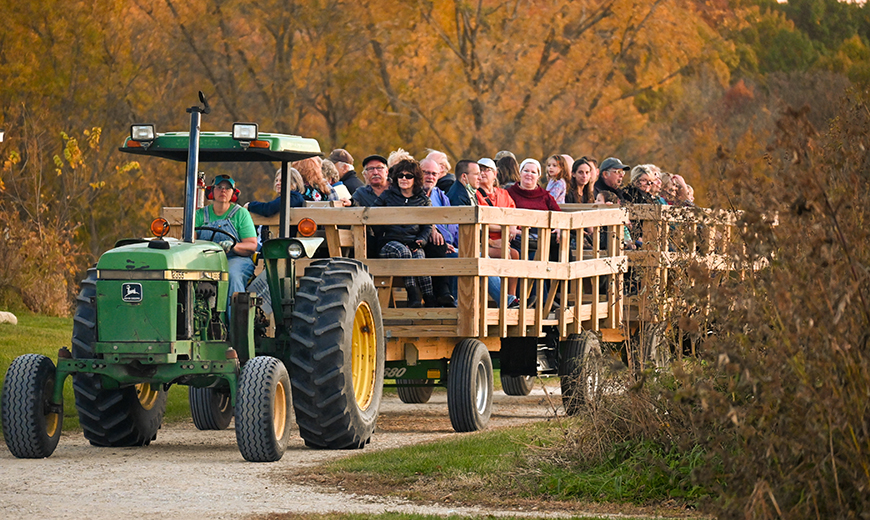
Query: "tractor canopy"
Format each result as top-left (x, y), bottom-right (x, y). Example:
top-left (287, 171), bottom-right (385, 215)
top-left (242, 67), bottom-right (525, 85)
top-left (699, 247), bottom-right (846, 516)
top-left (120, 131), bottom-right (321, 162)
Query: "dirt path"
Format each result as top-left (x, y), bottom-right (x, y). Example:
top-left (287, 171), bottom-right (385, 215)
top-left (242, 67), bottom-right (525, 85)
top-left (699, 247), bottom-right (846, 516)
top-left (1, 387), bottom-right (577, 520)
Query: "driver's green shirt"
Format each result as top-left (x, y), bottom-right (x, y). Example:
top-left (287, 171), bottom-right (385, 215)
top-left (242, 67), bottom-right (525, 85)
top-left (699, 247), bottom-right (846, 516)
top-left (194, 203), bottom-right (257, 240)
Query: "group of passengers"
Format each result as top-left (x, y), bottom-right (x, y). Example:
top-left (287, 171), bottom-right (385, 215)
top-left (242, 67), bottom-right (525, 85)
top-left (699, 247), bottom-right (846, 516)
top-left (200, 147), bottom-right (696, 311)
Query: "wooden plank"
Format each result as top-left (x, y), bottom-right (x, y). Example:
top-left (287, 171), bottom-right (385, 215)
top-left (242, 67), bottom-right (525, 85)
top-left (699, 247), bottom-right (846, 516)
top-left (385, 325), bottom-right (460, 338)
top-left (382, 308), bottom-right (459, 320)
top-left (373, 276), bottom-right (394, 309)
top-left (324, 225), bottom-right (342, 257)
top-left (457, 222), bottom-right (481, 337)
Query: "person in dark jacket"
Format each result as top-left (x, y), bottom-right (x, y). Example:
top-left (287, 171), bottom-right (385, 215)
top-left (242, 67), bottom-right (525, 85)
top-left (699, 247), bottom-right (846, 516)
top-left (328, 149), bottom-right (363, 195)
top-left (593, 157), bottom-right (630, 200)
top-left (373, 159), bottom-right (435, 308)
top-left (446, 160), bottom-right (481, 207)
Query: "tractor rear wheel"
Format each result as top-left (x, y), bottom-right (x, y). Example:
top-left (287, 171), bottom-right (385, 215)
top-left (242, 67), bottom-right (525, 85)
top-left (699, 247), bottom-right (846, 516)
top-left (447, 338), bottom-right (493, 432)
top-left (189, 387), bottom-right (233, 430)
top-left (396, 379), bottom-right (434, 404)
top-left (289, 258), bottom-right (384, 449)
top-left (71, 268), bottom-right (167, 447)
top-left (2, 354), bottom-right (62, 458)
top-left (235, 356), bottom-right (292, 462)
top-left (500, 374), bottom-right (535, 396)
top-left (560, 332), bottom-right (602, 416)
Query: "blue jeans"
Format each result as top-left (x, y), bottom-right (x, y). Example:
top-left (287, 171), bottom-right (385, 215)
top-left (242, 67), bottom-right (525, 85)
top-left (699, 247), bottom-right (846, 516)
top-left (227, 255), bottom-right (255, 319)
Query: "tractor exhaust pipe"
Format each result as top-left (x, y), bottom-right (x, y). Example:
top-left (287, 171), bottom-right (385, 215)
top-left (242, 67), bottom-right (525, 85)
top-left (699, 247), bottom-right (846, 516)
top-left (183, 92), bottom-right (210, 244)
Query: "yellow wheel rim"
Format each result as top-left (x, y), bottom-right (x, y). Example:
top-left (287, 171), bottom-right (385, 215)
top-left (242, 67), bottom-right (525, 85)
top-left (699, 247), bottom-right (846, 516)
top-left (42, 378), bottom-right (60, 437)
top-left (273, 380), bottom-right (287, 438)
top-left (45, 411), bottom-right (60, 437)
top-left (351, 301), bottom-right (377, 411)
top-left (135, 383), bottom-right (159, 410)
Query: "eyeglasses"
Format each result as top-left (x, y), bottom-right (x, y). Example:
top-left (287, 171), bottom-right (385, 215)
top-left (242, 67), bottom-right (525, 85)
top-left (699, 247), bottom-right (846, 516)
top-left (396, 173), bottom-right (415, 180)
top-left (422, 170), bottom-right (439, 176)
top-left (636, 179), bottom-right (653, 186)
top-left (364, 165), bottom-right (386, 172)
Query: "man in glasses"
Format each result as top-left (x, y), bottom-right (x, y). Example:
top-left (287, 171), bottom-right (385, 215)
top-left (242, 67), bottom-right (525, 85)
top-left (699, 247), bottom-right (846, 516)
top-left (352, 154), bottom-right (390, 207)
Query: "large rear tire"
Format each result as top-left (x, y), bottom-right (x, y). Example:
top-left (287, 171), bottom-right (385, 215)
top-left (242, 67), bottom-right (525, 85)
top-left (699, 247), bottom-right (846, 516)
top-left (235, 356), bottom-right (292, 462)
top-left (71, 268), bottom-right (167, 447)
top-left (447, 339), bottom-right (493, 432)
top-left (2, 354), bottom-right (62, 458)
top-left (189, 387), bottom-right (233, 430)
top-left (396, 379), bottom-right (434, 404)
top-left (500, 374), bottom-right (535, 396)
top-left (560, 331), bottom-right (602, 416)
top-left (289, 258), bottom-right (385, 449)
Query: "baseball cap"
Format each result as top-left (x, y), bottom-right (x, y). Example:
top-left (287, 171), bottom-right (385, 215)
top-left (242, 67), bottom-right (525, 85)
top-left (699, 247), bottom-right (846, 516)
top-left (212, 174), bottom-right (235, 188)
top-left (600, 157), bottom-right (630, 172)
top-left (477, 157), bottom-right (496, 170)
top-left (362, 154), bottom-right (388, 168)
top-left (328, 148), bottom-right (353, 165)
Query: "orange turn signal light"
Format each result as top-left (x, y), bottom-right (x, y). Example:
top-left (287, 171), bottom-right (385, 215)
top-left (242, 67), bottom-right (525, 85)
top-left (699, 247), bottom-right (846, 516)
top-left (150, 218), bottom-right (170, 237)
top-left (249, 140), bottom-right (270, 148)
top-left (297, 218), bottom-right (317, 237)
top-left (126, 140), bottom-right (143, 148)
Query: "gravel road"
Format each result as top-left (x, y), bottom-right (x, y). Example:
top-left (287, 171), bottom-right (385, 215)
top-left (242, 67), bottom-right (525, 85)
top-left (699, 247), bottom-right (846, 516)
top-left (0, 386), bottom-right (568, 520)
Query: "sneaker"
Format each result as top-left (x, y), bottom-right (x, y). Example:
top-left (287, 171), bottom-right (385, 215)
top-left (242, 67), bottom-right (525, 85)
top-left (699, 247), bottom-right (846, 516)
top-left (507, 295), bottom-right (520, 308)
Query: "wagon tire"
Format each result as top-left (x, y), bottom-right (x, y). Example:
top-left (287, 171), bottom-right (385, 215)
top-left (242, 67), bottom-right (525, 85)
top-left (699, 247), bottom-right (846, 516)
top-left (447, 338), bottom-right (493, 432)
top-left (560, 332), bottom-right (602, 416)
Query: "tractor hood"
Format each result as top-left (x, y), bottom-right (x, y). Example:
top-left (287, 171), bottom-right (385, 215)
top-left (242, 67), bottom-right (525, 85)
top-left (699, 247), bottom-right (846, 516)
top-left (96, 239), bottom-right (228, 280)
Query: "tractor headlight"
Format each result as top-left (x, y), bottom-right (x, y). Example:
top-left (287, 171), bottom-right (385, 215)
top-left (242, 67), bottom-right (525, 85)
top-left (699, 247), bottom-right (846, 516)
top-left (287, 241), bottom-right (304, 259)
top-left (130, 124), bottom-right (156, 142)
top-left (232, 123), bottom-right (258, 142)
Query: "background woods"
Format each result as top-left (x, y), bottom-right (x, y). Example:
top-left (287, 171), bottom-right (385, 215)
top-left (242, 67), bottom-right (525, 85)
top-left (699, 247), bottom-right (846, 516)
top-left (1, 0), bottom-right (869, 314)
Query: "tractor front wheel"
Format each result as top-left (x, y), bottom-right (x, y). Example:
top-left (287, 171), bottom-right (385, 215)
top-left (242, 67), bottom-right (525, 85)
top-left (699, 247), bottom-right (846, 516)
top-left (1, 354), bottom-right (63, 458)
top-left (235, 356), bottom-right (292, 462)
top-left (189, 387), bottom-right (233, 430)
top-left (289, 258), bottom-right (385, 449)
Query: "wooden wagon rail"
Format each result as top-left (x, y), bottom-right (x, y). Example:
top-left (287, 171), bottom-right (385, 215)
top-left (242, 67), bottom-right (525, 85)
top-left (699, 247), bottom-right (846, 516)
top-left (162, 205), bottom-right (629, 350)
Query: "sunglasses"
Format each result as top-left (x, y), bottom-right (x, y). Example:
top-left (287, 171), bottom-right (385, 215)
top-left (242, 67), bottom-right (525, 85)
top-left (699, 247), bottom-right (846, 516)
top-left (396, 173), bottom-right (416, 180)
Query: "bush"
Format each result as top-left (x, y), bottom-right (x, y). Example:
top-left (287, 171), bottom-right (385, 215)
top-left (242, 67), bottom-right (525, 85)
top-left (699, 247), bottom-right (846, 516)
top-left (554, 89), bottom-right (870, 518)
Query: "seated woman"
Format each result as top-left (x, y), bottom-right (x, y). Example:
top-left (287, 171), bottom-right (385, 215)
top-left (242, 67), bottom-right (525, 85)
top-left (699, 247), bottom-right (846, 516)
top-left (245, 168), bottom-right (306, 218)
top-left (476, 158), bottom-right (519, 307)
top-left (196, 175), bottom-right (258, 318)
top-left (373, 159), bottom-right (435, 308)
top-left (506, 159), bottom-right (562, 308)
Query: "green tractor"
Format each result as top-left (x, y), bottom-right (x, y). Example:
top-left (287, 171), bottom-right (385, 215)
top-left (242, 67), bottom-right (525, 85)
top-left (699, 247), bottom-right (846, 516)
top-left (1, 93), bottom-right (385, 461)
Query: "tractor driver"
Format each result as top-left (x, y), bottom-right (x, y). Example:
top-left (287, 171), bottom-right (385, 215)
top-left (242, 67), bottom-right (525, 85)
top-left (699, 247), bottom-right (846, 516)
top-left (195, 175), bottom-right (258, 317)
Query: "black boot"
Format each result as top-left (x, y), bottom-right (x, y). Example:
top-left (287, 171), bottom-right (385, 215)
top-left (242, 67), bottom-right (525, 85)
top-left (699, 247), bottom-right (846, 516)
top-left (406, 286), bottom-right (423, 308)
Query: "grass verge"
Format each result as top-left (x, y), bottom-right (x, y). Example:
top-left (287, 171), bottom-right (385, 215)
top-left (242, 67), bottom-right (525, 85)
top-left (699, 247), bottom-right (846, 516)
top-left (291, 421), bottom-right (705, 518)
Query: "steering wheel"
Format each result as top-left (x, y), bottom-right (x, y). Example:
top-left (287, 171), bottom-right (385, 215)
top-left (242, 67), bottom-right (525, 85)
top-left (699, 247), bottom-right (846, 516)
top-left (195, 226), bottom-right (238, 246)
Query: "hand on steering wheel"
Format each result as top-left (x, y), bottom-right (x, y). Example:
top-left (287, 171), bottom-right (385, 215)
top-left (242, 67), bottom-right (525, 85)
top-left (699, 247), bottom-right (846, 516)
top-left (195, 226), bottom-right (238, 249)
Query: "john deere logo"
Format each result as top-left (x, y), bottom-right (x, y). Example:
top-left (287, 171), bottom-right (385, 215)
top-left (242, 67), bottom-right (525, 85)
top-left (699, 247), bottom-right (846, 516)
top-left (122, 283), bottom-right (143, 303)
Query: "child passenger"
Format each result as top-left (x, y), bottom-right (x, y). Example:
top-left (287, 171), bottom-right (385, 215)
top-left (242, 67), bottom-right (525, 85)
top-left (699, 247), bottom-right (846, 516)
top-left (544, 154), bottom-right (571, 204)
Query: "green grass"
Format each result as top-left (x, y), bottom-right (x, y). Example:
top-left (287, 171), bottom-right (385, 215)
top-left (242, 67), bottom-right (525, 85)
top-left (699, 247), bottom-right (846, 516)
top-left (0, 312), bottom-right (190, 435)
top-left (251, 513), bottom-right (626, 520)
top-left (322, 422), bottom-right (708, 507)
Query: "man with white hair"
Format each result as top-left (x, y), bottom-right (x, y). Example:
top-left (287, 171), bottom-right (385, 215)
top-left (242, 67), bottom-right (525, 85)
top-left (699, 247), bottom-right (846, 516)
top-left (426, 150), bottom-right (455, 192)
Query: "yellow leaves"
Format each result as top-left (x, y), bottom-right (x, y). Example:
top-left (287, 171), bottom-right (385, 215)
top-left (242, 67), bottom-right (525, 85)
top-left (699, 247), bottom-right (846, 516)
top-left (89, 181), bottom-right (106, 190)
top-left (84, 127), bottom-right (101, 149)
top-left (4, 150), bottom-right (20, 170)
top-left (116, 161), bottom-right (141, 175)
